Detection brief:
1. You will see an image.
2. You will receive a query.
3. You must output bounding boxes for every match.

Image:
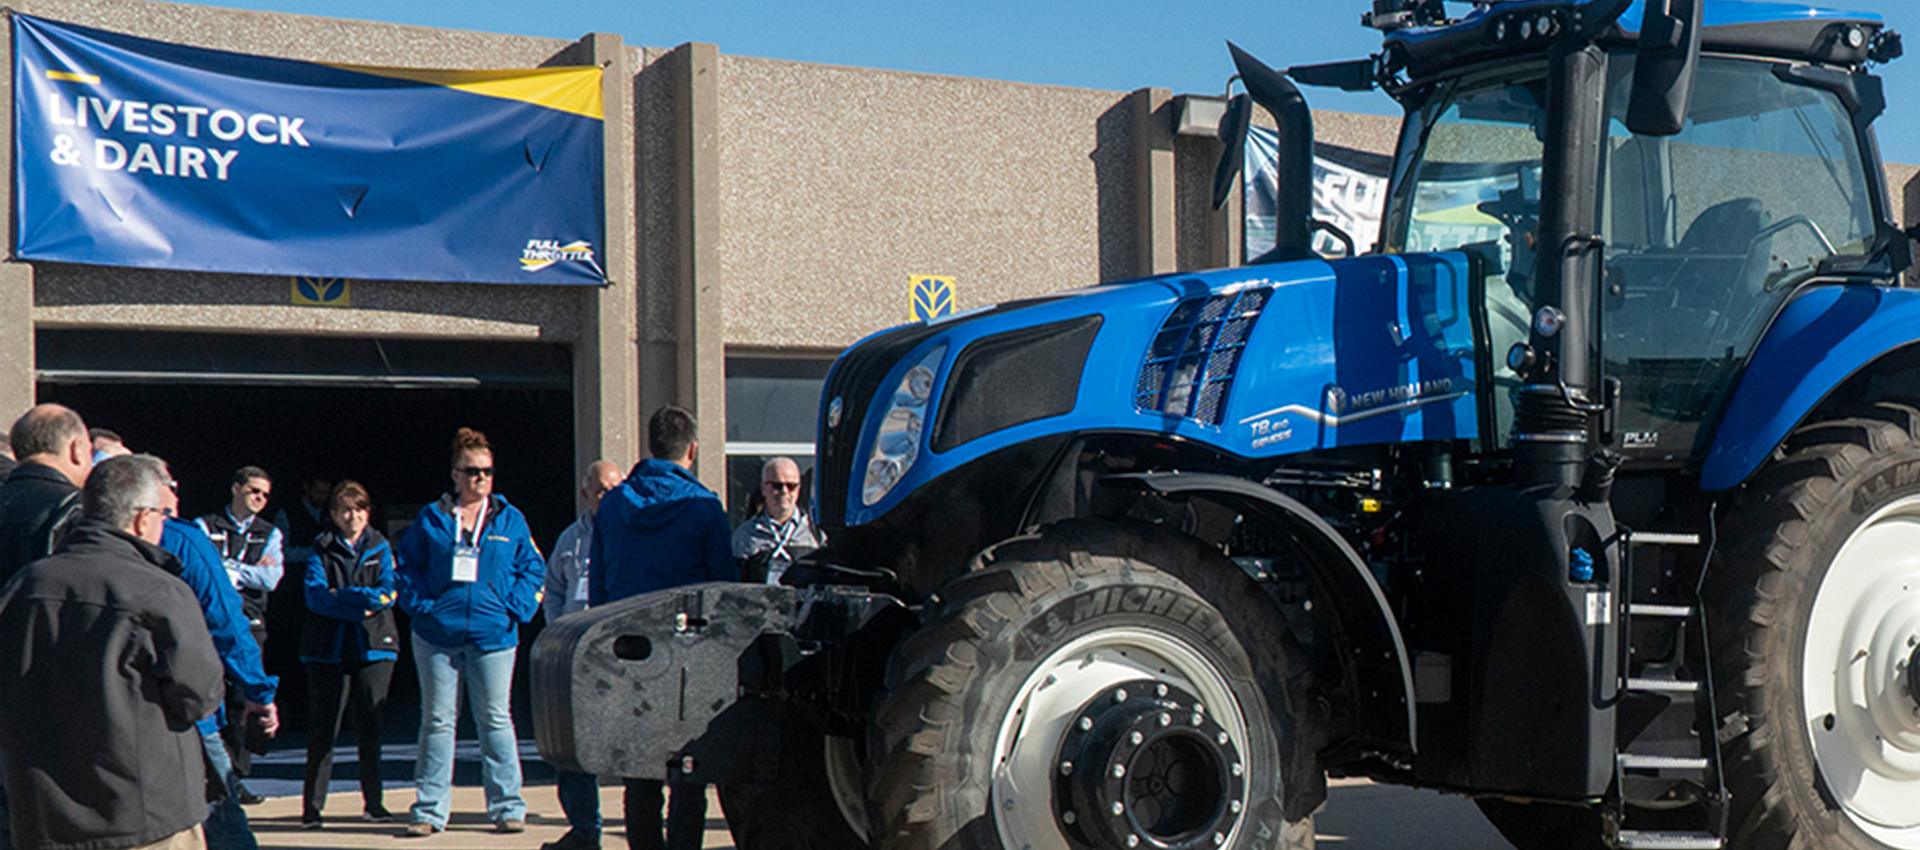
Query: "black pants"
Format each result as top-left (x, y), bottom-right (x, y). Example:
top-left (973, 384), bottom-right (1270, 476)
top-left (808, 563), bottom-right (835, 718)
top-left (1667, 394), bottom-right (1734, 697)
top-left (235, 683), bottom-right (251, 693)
top-left (303, 659), bottom-right (393, 817)
top-left (622, 779), bottom-right (706, 850)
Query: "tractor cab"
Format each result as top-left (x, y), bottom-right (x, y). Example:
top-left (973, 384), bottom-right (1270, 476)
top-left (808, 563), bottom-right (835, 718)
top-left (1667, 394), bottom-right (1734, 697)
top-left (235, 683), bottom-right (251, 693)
top-left (1283, 0), bottom-right (1907, 468)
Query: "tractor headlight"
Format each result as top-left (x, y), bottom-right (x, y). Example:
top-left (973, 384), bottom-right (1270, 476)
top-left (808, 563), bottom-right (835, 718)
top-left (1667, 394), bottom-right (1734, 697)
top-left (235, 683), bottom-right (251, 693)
top-left (863, 346), bottom-right (945, 506)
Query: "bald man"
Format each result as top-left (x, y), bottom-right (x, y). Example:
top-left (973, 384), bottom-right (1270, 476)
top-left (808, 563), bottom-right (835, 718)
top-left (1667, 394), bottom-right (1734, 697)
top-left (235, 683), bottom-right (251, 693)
top-left (539, 459), bottom-right (624, 850)
top-left (730, 457), bottom-right (824, 585)
top-left (0, 404), bottom-right (94, 584)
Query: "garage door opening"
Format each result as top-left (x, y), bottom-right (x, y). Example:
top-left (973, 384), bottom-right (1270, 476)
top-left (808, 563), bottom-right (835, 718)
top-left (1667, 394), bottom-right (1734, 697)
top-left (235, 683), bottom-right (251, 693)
top-left (36, 329), bottom-right (577, 735)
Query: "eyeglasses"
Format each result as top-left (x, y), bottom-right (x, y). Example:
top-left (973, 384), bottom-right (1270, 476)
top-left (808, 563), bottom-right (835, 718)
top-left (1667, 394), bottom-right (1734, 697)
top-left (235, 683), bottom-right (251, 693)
top-left (458, 466), bottom-right (496, 478)
top-left (136, 506), bottom-right (177, 519)
top-left (763, 481), bottom-right (801, 492)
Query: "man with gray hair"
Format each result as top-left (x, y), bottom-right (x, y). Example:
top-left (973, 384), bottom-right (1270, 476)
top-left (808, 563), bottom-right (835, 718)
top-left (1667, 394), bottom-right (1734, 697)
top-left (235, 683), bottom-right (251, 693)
top-left (0, 404), bottom-right (94, 584)
top-left (730, 457), bottom-right (824, 585)
top-left (0, 455), bottom-right (225, 850)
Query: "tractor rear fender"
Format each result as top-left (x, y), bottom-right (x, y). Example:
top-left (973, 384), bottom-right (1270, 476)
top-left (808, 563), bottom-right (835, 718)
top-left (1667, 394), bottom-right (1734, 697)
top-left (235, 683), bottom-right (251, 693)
top-left (1103, 471), bottom-right (1417, 758)
top-left (1703, 285), bottom-right (1920, 491)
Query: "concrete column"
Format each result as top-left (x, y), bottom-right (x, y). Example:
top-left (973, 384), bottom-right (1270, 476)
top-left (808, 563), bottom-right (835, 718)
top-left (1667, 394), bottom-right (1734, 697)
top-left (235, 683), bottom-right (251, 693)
top-left (568, 33), bottom-right (642, 475)
top-left (0, 264), bottom-right (34, 420)
top-left (1130, 87), bottom-right (1177, 278)
top-left (673, 43), bottom-right (728, 498)
top-left (0, 24), bottom-right (31, 420)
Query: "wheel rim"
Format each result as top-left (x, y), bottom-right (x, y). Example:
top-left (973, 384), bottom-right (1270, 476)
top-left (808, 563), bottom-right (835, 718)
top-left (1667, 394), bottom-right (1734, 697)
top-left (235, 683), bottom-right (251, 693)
top-left (991, 627), bottom-right (1251, 850)
top-left (1803, 494), bottom-right (1920, 848)
top-left (824, 735), bottom-right (872, 842)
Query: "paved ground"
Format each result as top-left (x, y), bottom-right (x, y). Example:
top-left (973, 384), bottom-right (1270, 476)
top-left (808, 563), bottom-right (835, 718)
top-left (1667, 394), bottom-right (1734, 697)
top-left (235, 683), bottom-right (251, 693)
top-left (242, 760), bottom-right (1516, 850)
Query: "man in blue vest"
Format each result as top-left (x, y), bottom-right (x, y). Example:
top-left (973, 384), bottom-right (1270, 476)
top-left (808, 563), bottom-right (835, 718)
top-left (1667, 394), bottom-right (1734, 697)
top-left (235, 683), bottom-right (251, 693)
top-left (197, 465), bottom-right (285, 804)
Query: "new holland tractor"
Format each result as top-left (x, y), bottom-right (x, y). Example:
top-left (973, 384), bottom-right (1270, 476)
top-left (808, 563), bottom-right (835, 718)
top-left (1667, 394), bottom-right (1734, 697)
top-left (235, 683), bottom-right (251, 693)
top-left (533, 1), bottom-right (1920, 848)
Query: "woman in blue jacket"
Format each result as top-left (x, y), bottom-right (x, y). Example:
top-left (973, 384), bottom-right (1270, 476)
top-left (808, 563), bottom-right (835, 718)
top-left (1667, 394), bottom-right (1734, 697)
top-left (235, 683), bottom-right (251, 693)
top-left (394, 428), bottom-right (545, 835)
top-left (300, 480), bottom-right (398, 828)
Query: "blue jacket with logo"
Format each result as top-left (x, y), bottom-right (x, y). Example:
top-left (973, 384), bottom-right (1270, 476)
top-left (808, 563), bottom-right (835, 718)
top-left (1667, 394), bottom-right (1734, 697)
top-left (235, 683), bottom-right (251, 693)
top-left (394, 493), bottom-right (545, 653)
top-left (590, 459), bottom-right (736, 605)
top-left (159, 518), bottom-right (278, 737)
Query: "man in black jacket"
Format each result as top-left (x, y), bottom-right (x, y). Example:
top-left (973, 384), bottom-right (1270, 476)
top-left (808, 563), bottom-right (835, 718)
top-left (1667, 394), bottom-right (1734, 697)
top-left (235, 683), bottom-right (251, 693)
top-left (0, 404), bottom-right (93, 584)
top-left (0, 454), bottom-right (225, 850)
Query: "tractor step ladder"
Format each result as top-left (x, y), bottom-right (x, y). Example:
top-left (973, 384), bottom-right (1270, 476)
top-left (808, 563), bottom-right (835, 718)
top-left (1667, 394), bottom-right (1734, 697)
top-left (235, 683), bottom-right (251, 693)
top-left (1613, 531), bottom-right (1725, 850)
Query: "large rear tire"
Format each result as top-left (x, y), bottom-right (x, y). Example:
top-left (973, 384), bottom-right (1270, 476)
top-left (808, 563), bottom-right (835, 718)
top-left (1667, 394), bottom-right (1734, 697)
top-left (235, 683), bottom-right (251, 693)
top-left (1709, 404), bottom-right (1920, 850)
top-left (865, 519), bottom-right (1313, 850)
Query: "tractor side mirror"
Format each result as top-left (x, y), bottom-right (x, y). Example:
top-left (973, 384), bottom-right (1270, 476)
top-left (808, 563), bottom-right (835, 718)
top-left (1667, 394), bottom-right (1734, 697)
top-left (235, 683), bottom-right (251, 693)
top-left (1626, 0), bottom-right (1703, 136)
top-left (1211, 94), bottom-right (1253, 210)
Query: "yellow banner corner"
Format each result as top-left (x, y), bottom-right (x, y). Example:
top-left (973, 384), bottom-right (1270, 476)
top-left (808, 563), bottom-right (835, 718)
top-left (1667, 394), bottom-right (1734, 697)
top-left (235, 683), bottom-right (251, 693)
top-left (910, 275), bottom-right (955, 323)
top-left (292, 277), bottom-right (351, 308)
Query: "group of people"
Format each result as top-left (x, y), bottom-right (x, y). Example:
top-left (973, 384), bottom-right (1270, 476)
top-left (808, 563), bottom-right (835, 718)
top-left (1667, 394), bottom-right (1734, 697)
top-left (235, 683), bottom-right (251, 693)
top-left (0, 402), bottom-right (827, 850)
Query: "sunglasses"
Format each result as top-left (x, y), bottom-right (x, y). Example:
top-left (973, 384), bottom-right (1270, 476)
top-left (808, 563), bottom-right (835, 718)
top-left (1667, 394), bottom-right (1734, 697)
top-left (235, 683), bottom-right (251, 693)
top-left (763, 481), bottom-right (801, 492)
top-left (458, 466), bottom-right (496, 478)
top-left (243, 486), bottom-right (270, 497)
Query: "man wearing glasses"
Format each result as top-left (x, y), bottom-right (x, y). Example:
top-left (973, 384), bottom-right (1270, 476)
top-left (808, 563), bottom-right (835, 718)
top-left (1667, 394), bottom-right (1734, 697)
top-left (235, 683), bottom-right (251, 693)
top-left (0, 455), bottom-right (226, 850)
top-left (730, 457), bottom-right (824, 585)
top-left (196, 467), bottom-right (285, 804)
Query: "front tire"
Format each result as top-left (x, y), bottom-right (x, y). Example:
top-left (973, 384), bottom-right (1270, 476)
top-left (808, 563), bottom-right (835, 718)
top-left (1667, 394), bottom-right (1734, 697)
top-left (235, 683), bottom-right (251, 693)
top-left (865, 520), bottom-right (1312, 850)
top-left (1710, 404), bottom-right (1920, 850)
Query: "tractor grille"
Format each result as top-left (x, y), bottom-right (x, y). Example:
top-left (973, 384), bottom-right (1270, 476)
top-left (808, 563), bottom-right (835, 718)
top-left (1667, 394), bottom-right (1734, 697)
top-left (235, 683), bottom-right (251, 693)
top-left (1134, 286), bottom-right (1271, 426)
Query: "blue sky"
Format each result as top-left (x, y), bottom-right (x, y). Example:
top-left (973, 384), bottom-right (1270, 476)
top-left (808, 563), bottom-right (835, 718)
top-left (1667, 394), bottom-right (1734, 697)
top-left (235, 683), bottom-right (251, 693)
top-left (196, 0), bottom-right (1920, 169)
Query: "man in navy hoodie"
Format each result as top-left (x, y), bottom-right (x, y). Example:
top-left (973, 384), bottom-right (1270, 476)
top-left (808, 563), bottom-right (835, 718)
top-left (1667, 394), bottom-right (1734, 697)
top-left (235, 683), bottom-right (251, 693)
top-left (589, 406), bottom-right (734, 850)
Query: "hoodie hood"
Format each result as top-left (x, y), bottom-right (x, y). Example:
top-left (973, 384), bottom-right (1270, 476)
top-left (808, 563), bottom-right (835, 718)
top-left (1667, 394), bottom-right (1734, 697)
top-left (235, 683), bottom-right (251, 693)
top-left (605, 458), bottom-right (718, 532)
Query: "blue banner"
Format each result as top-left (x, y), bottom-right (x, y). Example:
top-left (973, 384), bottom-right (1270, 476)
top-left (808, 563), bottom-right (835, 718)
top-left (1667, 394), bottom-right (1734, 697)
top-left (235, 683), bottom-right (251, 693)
top-left (13, 14), bottom-right (606, 285)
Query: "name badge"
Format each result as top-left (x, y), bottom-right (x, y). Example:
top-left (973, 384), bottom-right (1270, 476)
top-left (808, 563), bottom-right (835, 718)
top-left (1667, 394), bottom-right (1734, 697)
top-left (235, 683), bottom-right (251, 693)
top-left (573, 571), bottom-right (591, 602)
top-left (451, 545), bottom-right (480, 583)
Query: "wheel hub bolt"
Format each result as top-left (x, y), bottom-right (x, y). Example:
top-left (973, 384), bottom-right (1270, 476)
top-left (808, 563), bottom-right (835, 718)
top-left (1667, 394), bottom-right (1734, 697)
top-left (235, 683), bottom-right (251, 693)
top-left (1130, 731), bottom-right (1144, 745)
top-left (1127, 837), bottom-right (1140, 848)
top-left (1003, 797), bottom-right (1015, 810)
top-left (1061, 760), bottom-right (1074, 776)
top-left (1080, 717), bottom-right (1094, 731)
top-left (1158, 713), bottom-right (1171, 727)
top-left (1156, 684), bottom-right (1169, 697)
top-left (1114, 689), bottom-right (1129, 703)
top-left (1191, 713), bottom-right (1204, 726)
top-left (1230, 800), bottom-right (1243, 814)
top-left (1214, 832), bottom-right (1226, 845)
top-left (1112, 763), bottom-right (1126, 778)
top-left (1111, 801), bottom-right (1125, 816)
top-left (1217, 732), bottom-right (1230, 745)
top-left (1232, 762), bottom-right (1244, 777)
top-left (1063, 810), bottom-right (1077, 825)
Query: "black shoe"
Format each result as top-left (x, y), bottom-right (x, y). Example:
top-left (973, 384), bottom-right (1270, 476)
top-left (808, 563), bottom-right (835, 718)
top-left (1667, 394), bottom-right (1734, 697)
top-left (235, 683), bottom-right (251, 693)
top-left (237, 785), bottom-right (266, 806)
top-left (364, 805), bottom-right (393, 823)
top-left (301, 812), bottom-right (322, 830)
top-left (540, 829), bottom-right (601, 850)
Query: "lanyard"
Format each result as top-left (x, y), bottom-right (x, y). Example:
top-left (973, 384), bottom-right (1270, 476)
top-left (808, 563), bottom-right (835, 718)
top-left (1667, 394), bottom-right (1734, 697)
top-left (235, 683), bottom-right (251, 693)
top-left (459, 499), bottom-right (489, 548)
top-left (769, 515), bottom-right (801, 562)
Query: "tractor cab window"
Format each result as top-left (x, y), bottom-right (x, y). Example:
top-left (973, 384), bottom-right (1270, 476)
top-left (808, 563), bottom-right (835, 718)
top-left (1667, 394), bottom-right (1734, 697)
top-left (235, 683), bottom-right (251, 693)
top-left (1386, 69), bottom-right (1548, 444)
top-left (1600, 55), bottom-right (1876, 459)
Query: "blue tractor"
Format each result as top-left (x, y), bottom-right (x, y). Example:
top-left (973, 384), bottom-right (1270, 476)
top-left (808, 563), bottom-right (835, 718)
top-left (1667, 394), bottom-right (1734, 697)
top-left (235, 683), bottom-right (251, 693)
top-left (534, 2), bottom-right (1920, 849)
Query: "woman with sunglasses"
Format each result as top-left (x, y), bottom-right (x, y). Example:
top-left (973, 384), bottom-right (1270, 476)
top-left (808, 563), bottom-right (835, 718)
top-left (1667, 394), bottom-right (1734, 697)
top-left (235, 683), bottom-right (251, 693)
top-left (393, 427), bottom-right (545, 836)
top-left (299, 480), bottom-right (397, 828)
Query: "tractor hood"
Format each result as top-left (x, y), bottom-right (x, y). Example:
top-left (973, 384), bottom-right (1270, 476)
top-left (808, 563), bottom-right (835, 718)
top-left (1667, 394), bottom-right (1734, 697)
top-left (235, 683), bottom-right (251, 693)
top-left (817, 252), bottom-right (1485, 527)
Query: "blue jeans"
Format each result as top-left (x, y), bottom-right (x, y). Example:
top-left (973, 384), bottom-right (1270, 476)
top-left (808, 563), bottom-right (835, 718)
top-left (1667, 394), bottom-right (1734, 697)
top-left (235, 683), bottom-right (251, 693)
top-left (409, 635), bottom-right (526, 828)
top-left (202, 728), bottom-right (258, 850)
top-left (556, 770), bottom-right (602, 837)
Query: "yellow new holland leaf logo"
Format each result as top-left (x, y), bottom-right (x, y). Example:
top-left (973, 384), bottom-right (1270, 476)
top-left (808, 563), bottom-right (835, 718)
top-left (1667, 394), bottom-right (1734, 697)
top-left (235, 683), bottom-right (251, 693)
top-left (911, 275), bottom-right (955, 323)
top-left (292, 277), bottom-right (350, 307)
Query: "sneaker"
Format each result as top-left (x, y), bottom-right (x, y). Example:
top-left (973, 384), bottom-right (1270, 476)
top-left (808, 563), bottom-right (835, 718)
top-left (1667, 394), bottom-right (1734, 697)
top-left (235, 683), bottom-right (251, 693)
top-left (364, 806), bottom-right (393, 823)
top-left (496, 819), bottom-right (526, 834)
top-left (300, 815), bottom-right (322, 830)
top-left (402, 821), bottom-right (440, 837)
top-left (540, 829), bottom-right (601, 850)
